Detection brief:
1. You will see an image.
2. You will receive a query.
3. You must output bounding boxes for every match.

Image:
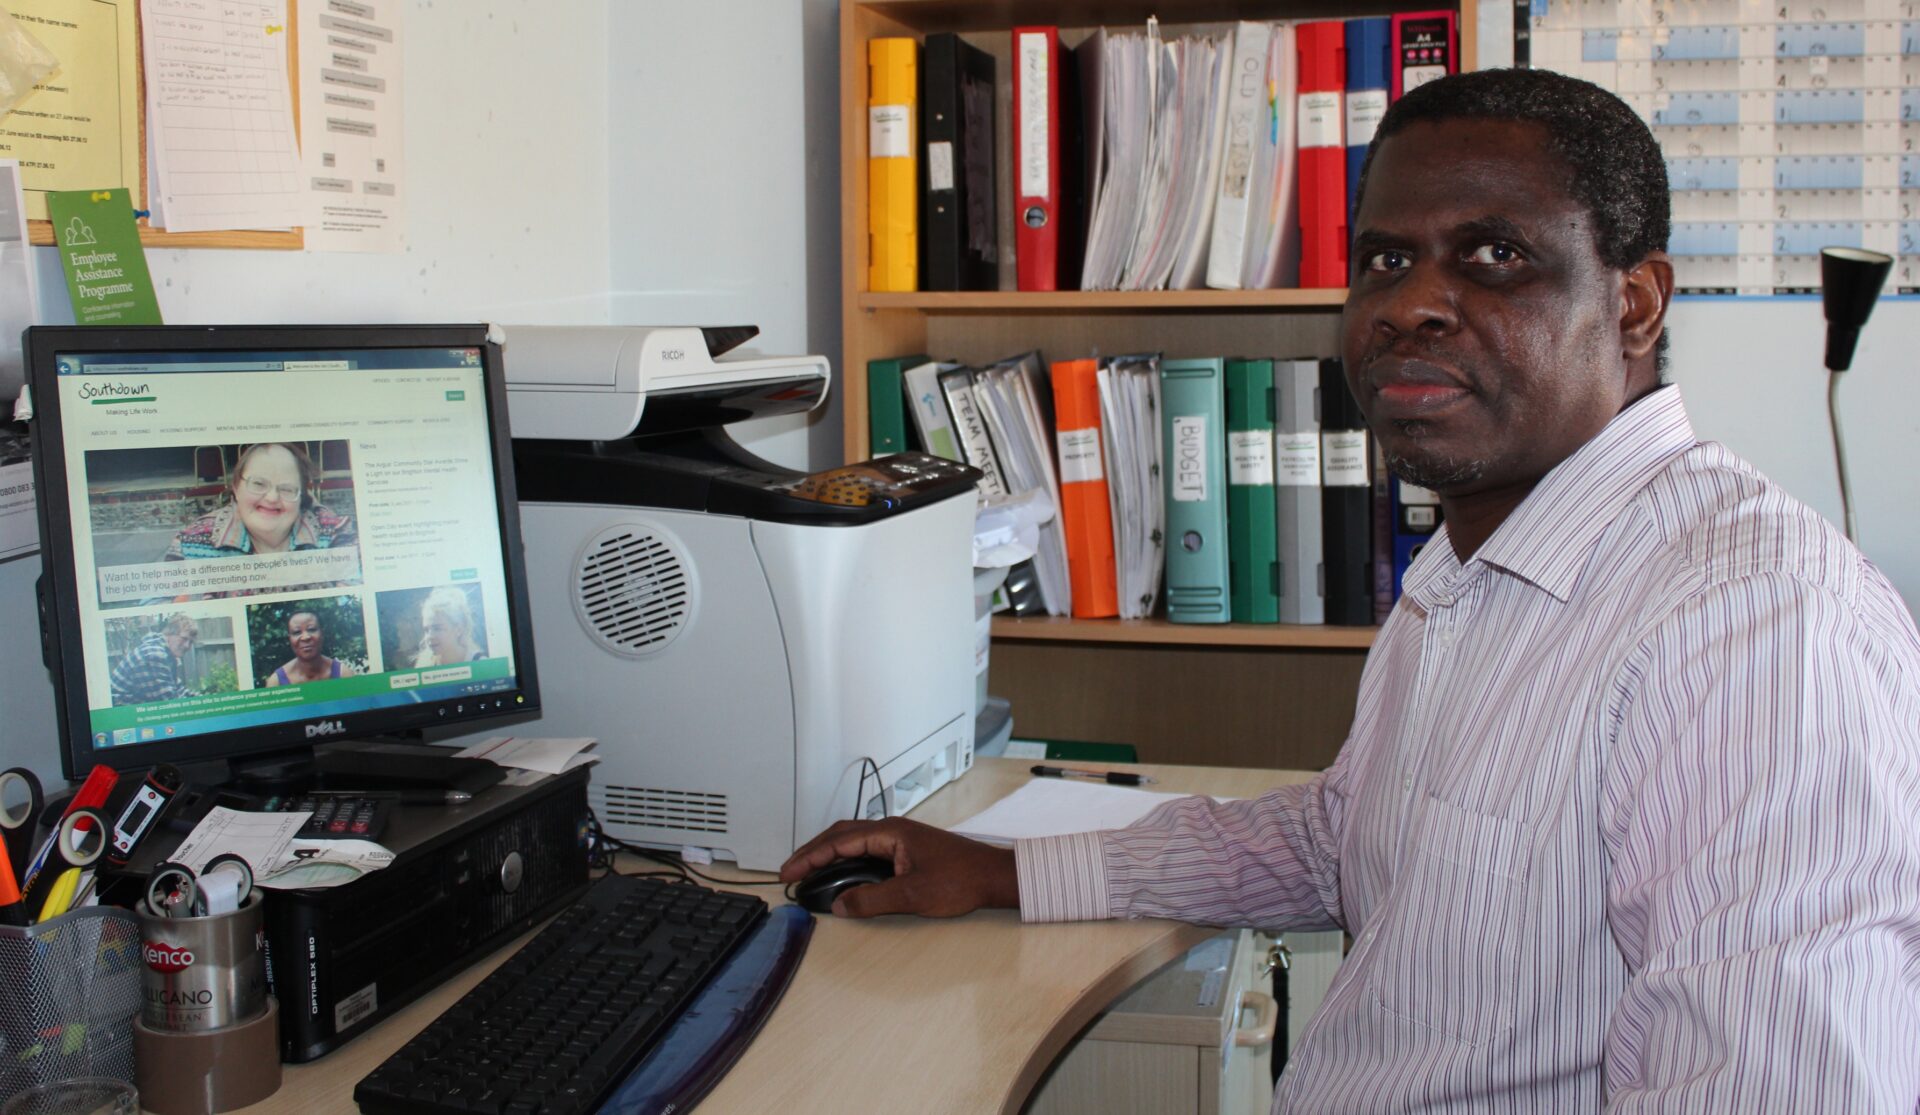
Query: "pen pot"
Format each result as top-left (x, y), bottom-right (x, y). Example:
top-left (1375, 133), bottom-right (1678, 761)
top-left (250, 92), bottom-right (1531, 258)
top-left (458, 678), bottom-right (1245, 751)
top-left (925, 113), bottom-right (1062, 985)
top-left (0, 906), bottom-right (142, 1105)
top-left (135, 888), bottom-right (266, 1033)
top-left (132, 889), bottom-right (280, 1115)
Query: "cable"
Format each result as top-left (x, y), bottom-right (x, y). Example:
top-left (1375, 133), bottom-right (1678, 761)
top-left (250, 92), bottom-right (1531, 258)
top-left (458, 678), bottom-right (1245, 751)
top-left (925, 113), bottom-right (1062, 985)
top-left (1828, 371), bottom-right (1857, 543)
top-left (855, 756), bottom-right (888, 820)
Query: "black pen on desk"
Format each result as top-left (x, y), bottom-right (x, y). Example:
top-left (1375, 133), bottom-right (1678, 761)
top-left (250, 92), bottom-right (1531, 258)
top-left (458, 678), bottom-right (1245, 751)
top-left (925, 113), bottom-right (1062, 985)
top-left (398, 789), bottom-right (472, 806)
top-left (1030, 765), bottom-right (1155, 787)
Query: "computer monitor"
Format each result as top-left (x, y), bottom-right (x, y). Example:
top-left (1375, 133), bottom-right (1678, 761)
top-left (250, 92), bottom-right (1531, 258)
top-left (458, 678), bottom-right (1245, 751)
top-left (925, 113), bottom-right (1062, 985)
top-left (26, 324), bottom-right (540, 780)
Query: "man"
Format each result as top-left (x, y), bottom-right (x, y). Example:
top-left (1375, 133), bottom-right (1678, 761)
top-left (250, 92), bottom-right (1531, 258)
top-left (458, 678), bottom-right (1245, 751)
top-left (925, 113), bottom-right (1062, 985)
top-left (109, 612), bottom-right (198, 706)
top-left (783, 69), bottom-right (1920, 1109)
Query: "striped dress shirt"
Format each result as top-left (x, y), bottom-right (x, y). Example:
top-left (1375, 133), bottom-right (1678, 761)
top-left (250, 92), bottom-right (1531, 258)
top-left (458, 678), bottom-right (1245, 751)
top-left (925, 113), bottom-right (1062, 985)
top-left (1015, 386), bottom-right (1920, 1112)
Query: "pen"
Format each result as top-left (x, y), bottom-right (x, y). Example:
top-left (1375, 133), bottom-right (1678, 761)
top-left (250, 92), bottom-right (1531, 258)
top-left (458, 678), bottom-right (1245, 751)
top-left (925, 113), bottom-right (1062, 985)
top-left (1030, 765), bottom-right (1156, 787)
top-left (398, 789), bottom-right (472, 806)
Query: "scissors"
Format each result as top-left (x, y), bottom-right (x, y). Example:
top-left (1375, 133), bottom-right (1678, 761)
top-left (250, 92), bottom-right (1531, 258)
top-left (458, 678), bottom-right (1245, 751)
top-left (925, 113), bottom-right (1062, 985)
top-left (19, 808), bottom-right (106, 917)
top-left (145, 861), bottom-right (199, 920)
top-left (0, 767), bottom-right (44, 884)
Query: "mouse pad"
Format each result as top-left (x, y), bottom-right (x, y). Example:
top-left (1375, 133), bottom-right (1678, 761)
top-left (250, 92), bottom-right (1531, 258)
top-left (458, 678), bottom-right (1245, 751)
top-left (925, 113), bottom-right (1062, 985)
top-left (594, 903), bottom-right (814, 1114)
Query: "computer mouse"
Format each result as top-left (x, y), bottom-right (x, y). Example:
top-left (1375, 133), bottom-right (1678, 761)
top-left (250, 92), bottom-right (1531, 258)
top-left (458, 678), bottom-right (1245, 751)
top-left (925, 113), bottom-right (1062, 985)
top-left (792, 855), bottom-right (895, 914)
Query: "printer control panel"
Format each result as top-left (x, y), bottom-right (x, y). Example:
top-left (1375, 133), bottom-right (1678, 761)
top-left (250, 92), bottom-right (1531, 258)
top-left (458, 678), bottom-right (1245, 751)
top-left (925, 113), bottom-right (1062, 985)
top-left (783, 452), bottom-right (979, 509)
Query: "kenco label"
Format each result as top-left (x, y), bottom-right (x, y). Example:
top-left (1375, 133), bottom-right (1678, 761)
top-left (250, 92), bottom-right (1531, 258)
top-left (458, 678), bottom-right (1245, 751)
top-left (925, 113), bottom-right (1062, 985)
top-left (144, 941), bottom-right (196, 972)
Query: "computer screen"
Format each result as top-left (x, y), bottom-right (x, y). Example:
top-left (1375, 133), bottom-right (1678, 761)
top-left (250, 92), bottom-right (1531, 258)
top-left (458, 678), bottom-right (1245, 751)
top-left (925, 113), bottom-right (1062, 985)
top-left (27, 324), bottom-right (540, 779)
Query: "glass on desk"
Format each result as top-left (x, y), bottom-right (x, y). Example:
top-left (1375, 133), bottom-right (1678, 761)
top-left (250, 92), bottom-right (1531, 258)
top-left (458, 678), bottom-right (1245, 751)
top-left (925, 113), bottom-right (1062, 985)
top-left (0, 1077), bottom-right (138, 1115)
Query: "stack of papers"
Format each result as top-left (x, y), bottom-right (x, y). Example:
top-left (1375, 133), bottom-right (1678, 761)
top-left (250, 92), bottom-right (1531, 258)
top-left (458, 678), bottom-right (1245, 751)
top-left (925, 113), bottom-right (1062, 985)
top-left (1098, 354), bottom-right (1166, 619)
top-left (974, 353), bottom-right (1073, 616)
top-left (1080, 21), bottom-right (1235, 291)
top-left (456, 736), bottom-right (601, 787)
top-left (170, 806), bottom-right (395, 891)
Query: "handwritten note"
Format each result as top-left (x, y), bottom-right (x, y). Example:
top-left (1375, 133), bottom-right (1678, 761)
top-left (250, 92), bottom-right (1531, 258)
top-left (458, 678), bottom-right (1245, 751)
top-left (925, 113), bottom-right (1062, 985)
top-left (140, 0), bottom-right (306, 233)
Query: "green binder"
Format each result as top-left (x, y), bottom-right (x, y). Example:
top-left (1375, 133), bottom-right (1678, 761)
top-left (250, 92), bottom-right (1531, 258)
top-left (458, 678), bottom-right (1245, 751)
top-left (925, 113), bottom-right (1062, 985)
top-left (1161, 358), bottom-right (1230, 624)
top-left (1225, 358), bottom-right (1280, 623)
top-left (867, 353), bottom-right (928, 455)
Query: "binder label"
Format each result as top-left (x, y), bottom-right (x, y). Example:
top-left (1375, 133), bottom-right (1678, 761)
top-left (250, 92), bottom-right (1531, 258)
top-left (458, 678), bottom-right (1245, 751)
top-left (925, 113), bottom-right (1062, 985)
top-left (1057, 427), bottom-right (1104, 484)
top-left (928, 140), bottom-right (955, 191)
top-left (1276, 432), bottom-right (1321, 487)
top-left (1346, 90), bottom-right (1388, 148)
top-left (1323, 430), bottom-right (1370, 487)
top-left (1298, 91), bottom-right (1344, 150)
top-left (870, 105), bottom-right (911, 158)
top-left (1228, 431), bottom-right (1274, 486)
top-left (1018, 33), bottom-right (1051, 199)
top-left (1170, 416), bottom-right (1209, 502)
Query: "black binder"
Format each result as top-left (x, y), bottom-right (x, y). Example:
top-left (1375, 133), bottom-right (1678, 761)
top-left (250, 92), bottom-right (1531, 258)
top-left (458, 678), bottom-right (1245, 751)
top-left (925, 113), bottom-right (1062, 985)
top-left (1319, 359), bottom-right (1376, 626)
top-left (921, 33), bottom-right (997, 291)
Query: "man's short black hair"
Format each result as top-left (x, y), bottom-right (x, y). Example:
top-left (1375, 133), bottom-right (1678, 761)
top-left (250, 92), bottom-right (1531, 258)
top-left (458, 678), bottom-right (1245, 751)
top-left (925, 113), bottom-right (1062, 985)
top-left (1355, 67), bottom-right (1670, 270)
top-left (1353, 68), bottom-right (1672, 371)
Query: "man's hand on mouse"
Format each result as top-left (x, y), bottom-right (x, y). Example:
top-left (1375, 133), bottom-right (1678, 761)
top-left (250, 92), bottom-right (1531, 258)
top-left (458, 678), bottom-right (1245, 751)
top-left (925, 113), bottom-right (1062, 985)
top-left (779, 818), bottom-right (1018, 918)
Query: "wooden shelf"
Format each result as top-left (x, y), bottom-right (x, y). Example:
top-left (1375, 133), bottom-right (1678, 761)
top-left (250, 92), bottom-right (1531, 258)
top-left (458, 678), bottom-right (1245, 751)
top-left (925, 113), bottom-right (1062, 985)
top-left (991, 616), bottom-right (1377, 649)
top-left (858, 289), bottom-right (1350, 313)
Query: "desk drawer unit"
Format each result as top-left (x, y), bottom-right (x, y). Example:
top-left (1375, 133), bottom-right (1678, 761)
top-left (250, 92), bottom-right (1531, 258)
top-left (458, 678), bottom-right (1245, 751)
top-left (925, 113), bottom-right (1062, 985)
top-left (1028, 929), bottom-right (1278, 1115)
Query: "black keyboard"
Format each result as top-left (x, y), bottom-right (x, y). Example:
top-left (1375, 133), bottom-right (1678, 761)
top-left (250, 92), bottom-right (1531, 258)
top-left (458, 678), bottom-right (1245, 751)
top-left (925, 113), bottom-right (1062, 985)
top-left (355, 874), bottom-right (768, 1115)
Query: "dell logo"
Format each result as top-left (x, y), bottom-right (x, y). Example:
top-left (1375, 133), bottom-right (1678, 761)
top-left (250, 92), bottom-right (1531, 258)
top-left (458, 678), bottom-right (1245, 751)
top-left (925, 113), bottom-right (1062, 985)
top-left (304, 719), bottom-right (347, 738)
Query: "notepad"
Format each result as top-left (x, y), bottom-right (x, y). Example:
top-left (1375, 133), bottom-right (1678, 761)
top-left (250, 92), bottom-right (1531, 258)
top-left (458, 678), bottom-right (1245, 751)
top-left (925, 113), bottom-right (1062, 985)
top-left (949, 778), bottom-right (1208, 846)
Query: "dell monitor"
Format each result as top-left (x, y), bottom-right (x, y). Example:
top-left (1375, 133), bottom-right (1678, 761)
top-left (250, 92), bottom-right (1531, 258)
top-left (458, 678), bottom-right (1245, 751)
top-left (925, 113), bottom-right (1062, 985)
top-left (26, 324), bottom-right (540, 781)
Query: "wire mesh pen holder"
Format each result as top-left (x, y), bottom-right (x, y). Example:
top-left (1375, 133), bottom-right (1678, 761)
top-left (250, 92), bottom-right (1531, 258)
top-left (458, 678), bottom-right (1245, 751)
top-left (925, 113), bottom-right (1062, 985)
top-left (0, 906), bottom-right (142, 1103)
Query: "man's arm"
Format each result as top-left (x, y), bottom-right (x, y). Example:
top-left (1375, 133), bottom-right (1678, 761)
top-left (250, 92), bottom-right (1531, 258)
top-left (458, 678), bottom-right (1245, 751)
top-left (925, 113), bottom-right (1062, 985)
top-left (1016, 769), bottom-right (1350, 928)
top-left (1602, 572), bottom-right (1920, 1111)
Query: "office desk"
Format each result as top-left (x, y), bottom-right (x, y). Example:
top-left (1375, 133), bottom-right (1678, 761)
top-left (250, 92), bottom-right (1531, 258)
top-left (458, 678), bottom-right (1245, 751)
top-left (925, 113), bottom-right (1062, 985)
top-left (239, 758), bottom-right (1313, 1115)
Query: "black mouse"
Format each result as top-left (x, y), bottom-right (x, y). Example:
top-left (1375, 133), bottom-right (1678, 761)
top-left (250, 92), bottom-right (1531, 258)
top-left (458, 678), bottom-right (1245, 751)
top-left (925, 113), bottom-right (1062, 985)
top-left (793, 856), bottom-right (895, 914)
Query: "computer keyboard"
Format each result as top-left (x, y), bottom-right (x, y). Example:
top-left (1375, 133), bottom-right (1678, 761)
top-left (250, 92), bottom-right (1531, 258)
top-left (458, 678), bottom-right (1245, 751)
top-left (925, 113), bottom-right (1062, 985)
top-left (354, 873), bottom-right (769, 1115)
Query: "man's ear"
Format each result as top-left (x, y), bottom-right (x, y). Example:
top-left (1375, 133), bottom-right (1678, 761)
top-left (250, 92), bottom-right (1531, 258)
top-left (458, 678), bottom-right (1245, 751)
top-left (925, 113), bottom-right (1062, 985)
top-left (1621, 252), bottom-right (1674, 365)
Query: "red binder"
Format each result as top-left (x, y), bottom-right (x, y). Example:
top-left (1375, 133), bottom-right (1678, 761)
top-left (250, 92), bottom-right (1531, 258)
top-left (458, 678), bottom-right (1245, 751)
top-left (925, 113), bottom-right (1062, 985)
top-left (1013, 26), bottom-right (1064, 291)
top-left (1050, 358), bottom-right (1119, 618)
top-left (1390, 11), bottom-right (1459, 100)
top-left (1296, 21), bottom-right (1348, 289)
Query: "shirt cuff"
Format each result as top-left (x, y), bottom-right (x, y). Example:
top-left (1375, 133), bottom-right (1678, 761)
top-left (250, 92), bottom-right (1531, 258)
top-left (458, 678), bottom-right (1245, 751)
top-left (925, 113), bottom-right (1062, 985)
top-left (1014, 831), bottom-right (1112, 923)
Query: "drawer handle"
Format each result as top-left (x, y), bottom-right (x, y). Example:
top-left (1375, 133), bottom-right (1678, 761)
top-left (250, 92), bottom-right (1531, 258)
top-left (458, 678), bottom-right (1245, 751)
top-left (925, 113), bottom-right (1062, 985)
top-left (1234, 989), bottom-right (1279, 1049)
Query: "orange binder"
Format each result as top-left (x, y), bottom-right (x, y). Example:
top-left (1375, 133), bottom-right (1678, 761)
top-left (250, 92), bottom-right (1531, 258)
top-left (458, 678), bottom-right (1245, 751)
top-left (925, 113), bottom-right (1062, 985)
top-left (1050, 358), bottom-right (1120, 618)
top-left (868, 38), bottom-right (919, 292)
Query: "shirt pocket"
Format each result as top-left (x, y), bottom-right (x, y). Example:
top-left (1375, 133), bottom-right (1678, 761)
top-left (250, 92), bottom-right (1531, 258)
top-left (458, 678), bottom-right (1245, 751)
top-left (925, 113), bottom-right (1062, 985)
top-left (1367, 794), bottom-right (1532, 1045)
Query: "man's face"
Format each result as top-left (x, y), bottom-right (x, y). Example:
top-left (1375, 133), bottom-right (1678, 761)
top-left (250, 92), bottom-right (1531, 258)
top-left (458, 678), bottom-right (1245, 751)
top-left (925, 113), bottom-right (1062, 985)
top-left (165, 627), bottom-right (197, 660)
top-left (1341, 118), bottom-right (1640, 496)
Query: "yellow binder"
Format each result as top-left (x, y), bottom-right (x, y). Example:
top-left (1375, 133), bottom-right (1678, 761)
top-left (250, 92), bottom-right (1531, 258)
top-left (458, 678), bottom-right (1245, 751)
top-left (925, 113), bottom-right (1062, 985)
top-left (867, 38), bottom-right (918, 292)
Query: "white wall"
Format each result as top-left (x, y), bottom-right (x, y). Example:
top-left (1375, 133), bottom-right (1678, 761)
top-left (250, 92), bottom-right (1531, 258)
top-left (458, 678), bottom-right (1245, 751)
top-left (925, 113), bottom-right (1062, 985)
top-left (0, 0), bottom-right (617, 785)
top-left (604, 0), bottom-right (842, 470)
top-left (1669, 300), bottom-right (1919, 617)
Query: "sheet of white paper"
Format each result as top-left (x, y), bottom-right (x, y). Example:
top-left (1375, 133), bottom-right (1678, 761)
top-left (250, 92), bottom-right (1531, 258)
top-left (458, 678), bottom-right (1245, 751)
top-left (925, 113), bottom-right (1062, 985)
top-left (455, 736), bottom-right (599, 775)
top-left (0, 459), bottom-right (34, 562)
top-left (261, 837), bottom-right (395, 889)
top-left (0, 162), bottom-right (38, 401)
top-left (949, 778), bottom-right (1205, 846)
top-left (169, 806), bottom-right (309, 876)
top-left (140, 0), bottom-right (307, 233)
top-left (297, 0), bottom-right (405, 251)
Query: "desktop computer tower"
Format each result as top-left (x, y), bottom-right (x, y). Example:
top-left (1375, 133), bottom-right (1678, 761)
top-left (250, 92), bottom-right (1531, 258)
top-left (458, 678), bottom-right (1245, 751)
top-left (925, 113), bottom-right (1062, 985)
top-left (261, 768), bottom-right (591, 1062)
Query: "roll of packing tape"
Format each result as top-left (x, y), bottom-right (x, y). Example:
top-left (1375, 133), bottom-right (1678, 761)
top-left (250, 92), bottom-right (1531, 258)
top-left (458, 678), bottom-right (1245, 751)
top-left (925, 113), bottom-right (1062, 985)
top-left (133, 995), bottom-right (282, 1115)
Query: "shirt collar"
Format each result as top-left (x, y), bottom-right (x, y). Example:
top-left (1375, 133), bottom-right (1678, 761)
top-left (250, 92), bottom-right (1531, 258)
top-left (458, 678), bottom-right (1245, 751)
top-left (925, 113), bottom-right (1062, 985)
top-left (1403, 385), bottom-right (1698, 607)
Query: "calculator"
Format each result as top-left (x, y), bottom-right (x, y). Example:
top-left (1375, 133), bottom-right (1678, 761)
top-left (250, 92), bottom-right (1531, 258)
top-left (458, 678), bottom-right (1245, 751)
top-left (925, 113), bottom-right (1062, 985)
top-left (261, 791), bottom-right (397, 841)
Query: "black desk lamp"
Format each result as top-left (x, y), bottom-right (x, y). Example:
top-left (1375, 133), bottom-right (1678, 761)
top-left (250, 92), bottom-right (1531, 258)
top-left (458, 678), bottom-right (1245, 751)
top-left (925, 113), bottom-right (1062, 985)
top-left (1819, 246), bottom-right (1893, 542)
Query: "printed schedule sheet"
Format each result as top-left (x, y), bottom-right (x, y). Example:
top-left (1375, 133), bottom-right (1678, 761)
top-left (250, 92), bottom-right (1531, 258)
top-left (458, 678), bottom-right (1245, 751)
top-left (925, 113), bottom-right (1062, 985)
top-left (1526, 0), bottom-right (1919, 295)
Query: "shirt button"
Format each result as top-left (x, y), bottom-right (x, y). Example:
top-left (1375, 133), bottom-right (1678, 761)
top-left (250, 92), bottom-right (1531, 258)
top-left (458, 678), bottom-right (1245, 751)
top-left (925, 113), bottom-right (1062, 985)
top-left (1402, 774), bottom-right (1414, 792)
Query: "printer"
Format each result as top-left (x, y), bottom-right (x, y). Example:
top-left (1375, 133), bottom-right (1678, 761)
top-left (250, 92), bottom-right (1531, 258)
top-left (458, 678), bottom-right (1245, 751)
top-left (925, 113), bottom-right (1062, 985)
top-left (499, 325), bottom-right (980, 871)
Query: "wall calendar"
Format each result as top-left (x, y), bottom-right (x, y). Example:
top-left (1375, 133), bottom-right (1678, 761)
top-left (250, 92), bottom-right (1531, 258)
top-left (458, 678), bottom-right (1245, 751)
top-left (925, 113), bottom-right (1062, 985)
top-left (1522, 0), bottom-right (1918, 295)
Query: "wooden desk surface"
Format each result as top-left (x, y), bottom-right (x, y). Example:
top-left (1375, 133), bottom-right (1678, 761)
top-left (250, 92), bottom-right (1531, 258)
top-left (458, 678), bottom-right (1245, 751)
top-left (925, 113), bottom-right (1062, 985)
top-left (238, 758), bottom-right (1312, 1115)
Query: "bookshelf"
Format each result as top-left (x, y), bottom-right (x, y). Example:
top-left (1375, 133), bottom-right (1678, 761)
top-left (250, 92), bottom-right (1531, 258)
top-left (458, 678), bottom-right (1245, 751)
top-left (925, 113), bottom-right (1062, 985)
top-left (840, 0), bottom-right (1477, 769)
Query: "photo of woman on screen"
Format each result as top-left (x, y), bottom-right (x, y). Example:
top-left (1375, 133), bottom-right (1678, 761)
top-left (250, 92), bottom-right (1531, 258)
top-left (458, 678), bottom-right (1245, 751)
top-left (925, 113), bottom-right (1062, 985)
top-left (413, 586), bottom-right (485, 666)
top-left (264, 609), bottom-right (359, 686)
top-left (166, 442), bottom-right (355, 560)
